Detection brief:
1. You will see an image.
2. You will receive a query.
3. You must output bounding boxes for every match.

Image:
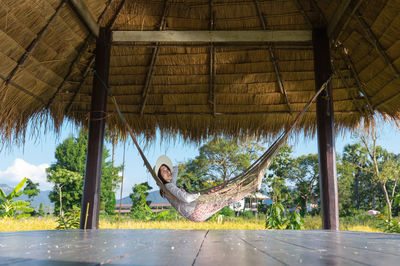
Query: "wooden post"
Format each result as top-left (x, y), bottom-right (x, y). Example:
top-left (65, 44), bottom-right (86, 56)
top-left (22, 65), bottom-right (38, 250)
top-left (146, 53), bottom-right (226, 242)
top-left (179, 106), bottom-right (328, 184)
top-left (313, 28), bottom-right (339, 230)
top-left (80, 27), bottom-right (111, 229)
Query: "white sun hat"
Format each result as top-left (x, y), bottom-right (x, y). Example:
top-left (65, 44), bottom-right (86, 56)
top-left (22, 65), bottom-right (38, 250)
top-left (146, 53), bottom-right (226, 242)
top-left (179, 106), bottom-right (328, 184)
top-left (154, 155), bottom-right (173, 176)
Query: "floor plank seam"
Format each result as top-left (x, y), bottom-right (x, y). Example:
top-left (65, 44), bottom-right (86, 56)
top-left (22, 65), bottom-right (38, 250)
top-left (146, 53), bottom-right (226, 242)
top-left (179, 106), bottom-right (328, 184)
top-left (191, 229), bottom-right (209, 266)
top-left (238, 236), bottom-right (288, 266)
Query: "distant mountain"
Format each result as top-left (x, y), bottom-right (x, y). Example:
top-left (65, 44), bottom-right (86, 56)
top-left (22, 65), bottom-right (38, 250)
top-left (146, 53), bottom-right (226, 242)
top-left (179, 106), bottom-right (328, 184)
top-left (117, 190), bottom-right (169, 205)
top-left (0, 183), bottom-right (53, 209)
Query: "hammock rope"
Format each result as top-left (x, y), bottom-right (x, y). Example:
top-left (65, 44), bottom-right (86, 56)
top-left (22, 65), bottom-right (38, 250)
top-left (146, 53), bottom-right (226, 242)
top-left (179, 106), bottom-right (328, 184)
top-left (92, 69), bottom-right (331, 221)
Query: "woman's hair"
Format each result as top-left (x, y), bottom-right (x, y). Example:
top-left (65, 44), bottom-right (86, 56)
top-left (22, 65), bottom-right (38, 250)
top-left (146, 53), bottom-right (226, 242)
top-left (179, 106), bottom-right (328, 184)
top-left (158, 164), bottom-right (170, 185)
top-left (158, 164), bottom-right (170, 198)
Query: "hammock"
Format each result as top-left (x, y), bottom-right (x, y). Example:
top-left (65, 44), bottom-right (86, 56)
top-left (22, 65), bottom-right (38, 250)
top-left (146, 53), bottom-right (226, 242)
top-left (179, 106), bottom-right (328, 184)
top-left (94, 70), bottom-right (330, 222)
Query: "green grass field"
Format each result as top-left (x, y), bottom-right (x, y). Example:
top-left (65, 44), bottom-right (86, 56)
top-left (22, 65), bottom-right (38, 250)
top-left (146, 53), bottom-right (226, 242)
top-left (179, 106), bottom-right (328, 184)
top-left (0, 216), bottom-right (385, 232)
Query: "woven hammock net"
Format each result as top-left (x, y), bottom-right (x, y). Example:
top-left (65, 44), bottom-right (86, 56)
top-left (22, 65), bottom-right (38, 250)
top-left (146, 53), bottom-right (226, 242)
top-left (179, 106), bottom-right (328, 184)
top-left (106, 68), bottom-right (330, 222)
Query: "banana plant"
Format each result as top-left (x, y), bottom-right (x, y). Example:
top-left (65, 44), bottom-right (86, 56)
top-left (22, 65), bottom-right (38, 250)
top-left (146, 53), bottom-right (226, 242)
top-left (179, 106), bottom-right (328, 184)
top-left (0, 178), bottom-right (34, 218)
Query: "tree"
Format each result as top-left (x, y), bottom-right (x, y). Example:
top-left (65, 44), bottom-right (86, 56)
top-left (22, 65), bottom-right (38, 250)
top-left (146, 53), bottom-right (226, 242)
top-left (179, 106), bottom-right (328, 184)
top-left (287, 154), bottom-right (319, 215)
top-left (0, 178), bottom-right (34, 218)
top-left (47, 130), bottom-right (121, 215)
top-left (129, 182), bottom-right (153, 219)
top-left (264, 144), bottom-right (293, 204)
top-left (177, 137), bottom-right (264, 191)
top-left (23, 178), bottom-right (40, 203)
top-left (359, 132), bottom-right (400, 220)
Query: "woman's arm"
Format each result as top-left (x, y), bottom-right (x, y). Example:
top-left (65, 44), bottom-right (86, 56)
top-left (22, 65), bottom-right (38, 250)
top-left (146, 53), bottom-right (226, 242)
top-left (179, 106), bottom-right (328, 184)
top-left (165, 183), bottom-right (200, 203)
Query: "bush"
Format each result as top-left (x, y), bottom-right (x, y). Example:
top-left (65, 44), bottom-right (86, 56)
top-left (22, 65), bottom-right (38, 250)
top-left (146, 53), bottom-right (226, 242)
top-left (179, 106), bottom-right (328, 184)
top-left (218, 207), bottom-right (235, 217)
top-left (241, 210), bottom-right (254, 219)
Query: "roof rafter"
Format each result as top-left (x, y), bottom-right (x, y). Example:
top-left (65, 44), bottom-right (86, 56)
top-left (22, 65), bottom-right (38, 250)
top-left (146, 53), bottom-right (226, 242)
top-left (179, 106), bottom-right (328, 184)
top-left (331, 58), bottom-right (366, 116)
top-left (65, 56), bottom-right (95, 114)
top-left (254, 0), bottom-right (292, 113)
top-left (47, 0), bottom-right (120, 109)
top-left (112, 30), bottom-right (312, 43)
top-left (0, 74), bottom-right (46, 105)
top-left (64, 0), bottom-right (124, 114)
top-left (329, 0), bottom-right (365, 41)
top-left (68, 0), bottom-right (100, 37)
top-left (335, 45), bottom-right (374, 116)
top-left (0, 1), bottom-right (66, 105)
top-left (355, 11), bottom-right (400, 80)
top-left (292, 0), bottom-right (313, 28)
top-left (140, 0), bottom-right (169, 115)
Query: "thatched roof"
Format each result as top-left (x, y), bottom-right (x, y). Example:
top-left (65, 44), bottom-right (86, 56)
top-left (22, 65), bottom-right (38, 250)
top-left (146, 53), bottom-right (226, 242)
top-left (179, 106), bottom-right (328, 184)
top-left (1, 0), bottom-right (400, 143)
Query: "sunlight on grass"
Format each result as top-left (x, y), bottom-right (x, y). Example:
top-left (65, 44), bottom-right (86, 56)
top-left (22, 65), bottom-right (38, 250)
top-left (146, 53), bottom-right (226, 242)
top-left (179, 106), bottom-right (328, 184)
top-left (0, 217), bottom-right (58, 231)
top-left (0, 216), bottom-right (386, 232)
top-left (99, 219), bottom-right (265, 230)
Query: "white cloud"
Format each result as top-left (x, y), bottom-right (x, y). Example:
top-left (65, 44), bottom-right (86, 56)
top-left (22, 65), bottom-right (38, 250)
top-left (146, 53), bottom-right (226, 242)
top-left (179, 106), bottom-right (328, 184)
top-left (0, 159), bottom-right (51, 190)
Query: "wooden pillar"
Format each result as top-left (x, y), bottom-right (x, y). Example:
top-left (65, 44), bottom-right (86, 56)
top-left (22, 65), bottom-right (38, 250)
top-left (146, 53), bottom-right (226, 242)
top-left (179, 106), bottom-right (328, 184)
top-left (313, 28), bottom-right (339, 230)
top-left (80, 27), bottom-right (111, 229)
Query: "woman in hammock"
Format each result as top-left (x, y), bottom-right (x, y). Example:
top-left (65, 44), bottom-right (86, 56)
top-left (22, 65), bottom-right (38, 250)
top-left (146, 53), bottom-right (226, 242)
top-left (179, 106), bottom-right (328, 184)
top-left (154, 155), bottom-right (200, 203)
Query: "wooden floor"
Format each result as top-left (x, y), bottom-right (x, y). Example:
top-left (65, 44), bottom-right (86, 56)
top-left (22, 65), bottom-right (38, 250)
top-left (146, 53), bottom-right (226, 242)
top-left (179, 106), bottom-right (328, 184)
top-left (0, 229), bottom-right (399, 265)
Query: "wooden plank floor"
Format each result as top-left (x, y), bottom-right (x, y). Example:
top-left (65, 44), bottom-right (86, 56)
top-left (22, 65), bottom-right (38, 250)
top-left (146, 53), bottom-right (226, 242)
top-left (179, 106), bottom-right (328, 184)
top-left (0, 230), bottom-right (399, 265)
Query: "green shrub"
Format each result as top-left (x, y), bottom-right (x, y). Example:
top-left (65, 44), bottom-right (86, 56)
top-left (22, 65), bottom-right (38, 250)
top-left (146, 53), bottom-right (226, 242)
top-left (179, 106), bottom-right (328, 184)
top-left (218, 207), bottom-right (235, 217)
top-left (265, 203), bottom-right (304, 230)
top-left (241, 210), bottom-right (254, 219)
top-left (56, 208), bottom-right (80, 230)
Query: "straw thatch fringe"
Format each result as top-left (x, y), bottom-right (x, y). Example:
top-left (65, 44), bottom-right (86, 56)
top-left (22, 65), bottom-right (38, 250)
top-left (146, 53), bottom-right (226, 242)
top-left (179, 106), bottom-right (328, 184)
top-left (0, 0), bottom-right (399, 145)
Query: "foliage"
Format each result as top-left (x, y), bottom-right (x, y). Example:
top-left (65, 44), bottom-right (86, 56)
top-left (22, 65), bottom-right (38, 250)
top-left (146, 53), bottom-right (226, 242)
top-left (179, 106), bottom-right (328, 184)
top-left (56, 208), bottom-right (80, 230)
top-left (265, 202), bottom-right (304, 230)
top-left (241, 210), bottom-right (254, 219)
top-left (286, 154), bottom-right (319, 215)
top-left (177, 137), bottom-right (264, 192)
top-left (129, 182), bottom-right (153, 220)
top-left (47, 130), bottom-right (121, 214)
top-left (218, 206), bottom-right (235, 217)
top-left (0, 178), bottom-right (34, 218)
top-left (377, 214), bottom-right (400, 233)
top-left (47, 168), bottom-right (83, 215)
top-left (264, 144), bottom-right (293, 204)
top-left (23, 178), bottom-right (40, 202)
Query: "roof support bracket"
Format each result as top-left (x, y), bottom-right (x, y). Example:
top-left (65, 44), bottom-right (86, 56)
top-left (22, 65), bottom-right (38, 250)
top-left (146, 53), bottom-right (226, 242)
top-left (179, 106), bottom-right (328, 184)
top-left (68, 0), bottom-right (100, 37)
top-left (254, 0), bottom-right (291, 113)
top-left (140, 0), bottom-right (169, 115)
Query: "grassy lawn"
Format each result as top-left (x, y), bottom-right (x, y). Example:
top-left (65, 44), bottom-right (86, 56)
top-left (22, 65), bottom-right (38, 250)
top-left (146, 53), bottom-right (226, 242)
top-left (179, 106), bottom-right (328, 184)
top-left (0, 215), bottom-right (385, 232)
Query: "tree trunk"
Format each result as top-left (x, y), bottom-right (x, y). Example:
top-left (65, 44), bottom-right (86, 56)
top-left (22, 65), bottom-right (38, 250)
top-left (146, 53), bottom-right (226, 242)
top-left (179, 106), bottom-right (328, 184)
top-left (355, 169), bottom-right (360, 209)
top-left (58, 185), bottom-right (63, 217)
top-left (380, 181), bottom-right (392, 220)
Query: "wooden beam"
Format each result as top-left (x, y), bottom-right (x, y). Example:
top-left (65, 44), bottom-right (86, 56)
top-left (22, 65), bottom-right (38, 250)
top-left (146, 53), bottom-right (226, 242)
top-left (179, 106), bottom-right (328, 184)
top-left (254, 0), bottom-right (291, 113)
top-left (327, 0), bottom-right (352, 37)
top-left (112, 30), bottom-right (312, 43)
top-left (80, 28), bottom-right (111, 230)
top-left (329, 0), bottom-right (365, 41)
top-left (68, 0), bottom-right (100, 37)
top-left (0, 73), bottom-right (46, 105)
top-left (65, 0), bottom-right (123, 114)
top-left (313, 28), bottom-right (339, 230)
top-left (140, 0), bottom-right (169, 115)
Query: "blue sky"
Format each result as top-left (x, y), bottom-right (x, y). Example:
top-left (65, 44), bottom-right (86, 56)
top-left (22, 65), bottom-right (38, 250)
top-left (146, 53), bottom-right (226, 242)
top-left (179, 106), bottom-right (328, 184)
top-left (0, 119), bottom-right (399, 199)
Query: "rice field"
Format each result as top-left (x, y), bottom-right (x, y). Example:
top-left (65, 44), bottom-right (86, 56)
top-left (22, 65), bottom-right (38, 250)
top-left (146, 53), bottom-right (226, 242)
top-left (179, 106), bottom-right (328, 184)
top-left (0, 216), bottom-right (385, 232)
